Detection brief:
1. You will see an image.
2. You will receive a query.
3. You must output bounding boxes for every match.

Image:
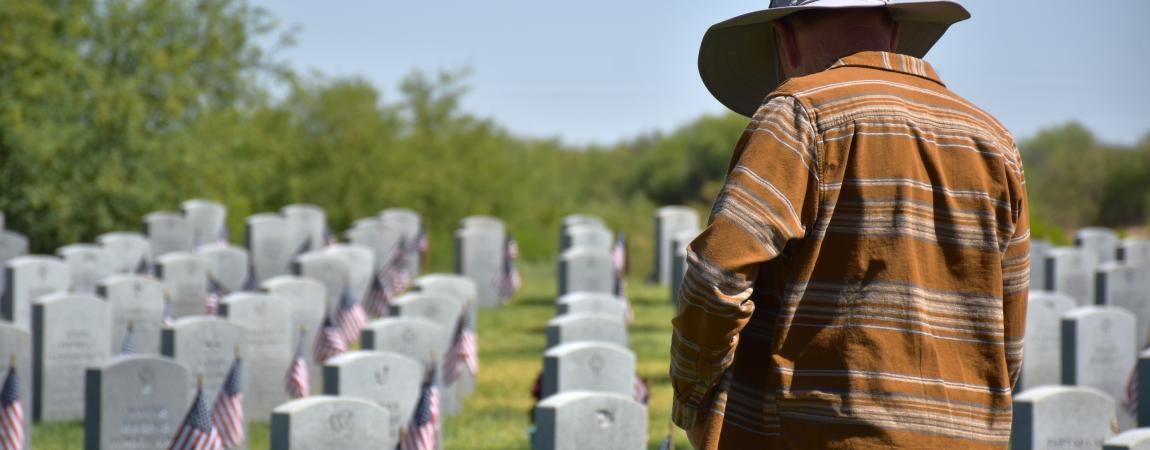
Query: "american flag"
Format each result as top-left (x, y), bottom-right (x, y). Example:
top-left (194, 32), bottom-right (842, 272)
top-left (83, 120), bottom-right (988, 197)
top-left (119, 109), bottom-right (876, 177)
top-left (402, 369), bottom-right (439, 450)
top-left (363, 272), bottom-right (391, 318)
top-left (323, 226), bottom-right (338, 247)
top-left (416, 227), bottom-right (430, 254)
top-left (657, 421), bottom-right (674, 450)
top-left (497, 236), bottom-right (521, 302)
top-left (205, 278), bottom-right (226, 316)
top-left (211, 356), bottom-right (244, 448)
top-left (313, 314), bottom-right (347, 365)
top-left (286, 329), bottom-right (310, 399)
top-left (444, 317), bottom-right (479, 384)
top-left (120, 321), bottom-right (136, 355)
top-left (335, 285), bottom-right (367, 344)
top-left (634, 374), bottom-right (649, 405)
top-left (0, 363), bottom-right (24, 450)
top-left (168, 380), bottom-right (223, 450)
top-left (135, 258), bottom-right (153, 277)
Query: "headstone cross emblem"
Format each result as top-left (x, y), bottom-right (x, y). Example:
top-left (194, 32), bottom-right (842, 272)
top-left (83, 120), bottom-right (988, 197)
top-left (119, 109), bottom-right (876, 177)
top-left (329, 410), bottom-right (354, 434)
top-left (588, 354), bottom-right (604, 376)
top-left (374, 364), bottom-right (390, 386)
top-left (595, 408), bottom-right (615, 428)
top-left (138, 366), bottom-right (156, 396)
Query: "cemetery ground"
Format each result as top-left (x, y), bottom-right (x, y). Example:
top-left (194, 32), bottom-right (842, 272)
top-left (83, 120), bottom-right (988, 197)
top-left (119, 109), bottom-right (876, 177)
top-left (29, 261), bottom-right (691, 449)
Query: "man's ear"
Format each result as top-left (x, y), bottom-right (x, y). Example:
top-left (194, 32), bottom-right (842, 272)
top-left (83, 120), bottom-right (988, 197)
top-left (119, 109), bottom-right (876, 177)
top-left (771, 20), bottom-right (800, 72)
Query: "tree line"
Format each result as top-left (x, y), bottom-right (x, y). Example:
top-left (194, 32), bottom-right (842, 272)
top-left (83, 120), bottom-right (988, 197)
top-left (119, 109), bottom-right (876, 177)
top-left (2, 0), bottom-right (1146, 276)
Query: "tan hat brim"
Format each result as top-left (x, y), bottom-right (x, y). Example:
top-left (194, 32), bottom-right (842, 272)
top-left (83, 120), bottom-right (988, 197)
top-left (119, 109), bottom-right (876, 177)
top-left (698, 0), bottom-right (971, 117)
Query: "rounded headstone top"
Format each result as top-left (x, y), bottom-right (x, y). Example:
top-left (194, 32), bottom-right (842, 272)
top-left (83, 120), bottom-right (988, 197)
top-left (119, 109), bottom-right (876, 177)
top-left (548, 313), bottom-right (625, 327)
top-left (1106, 428), bottom-right (1150, 448)
top-left (560, 247), bottom-right (613, 260)
top-left (543, 341), bottom-right (634, 359)
top-left (91, 353), bottom-right (184, 371)
top-left (166, 315), bottom-right (238, 330)
top-left (535, 390), bottom-right (638, 409)
top-left (656, 206), bottom-right (698, 217)
top-left (281, 204), bottom-right (325, 216)
top-left (1063, 305), bottom-right (1136, 321)
top-left (460, 215), bottom-right (504, 230)
top-left (246, 213), bottom-right (289, 225)
top-left (157, 251), bottom-right (207, 266)
top-left (56, 243), bottom-right (107, 257)
top-left (181, 198), bottom-right (225, 210)
top-left (98, 273), bottom-right (157, 287)
top-left (561, 214), bottom-right (604, 228)
top-left (415, 274), bottom-right (478, 297)
top-left (324, 350), bottom-right (421, 368)
top-left (6, 254), bottom-right (64, 268)
top-left (272, 395), bottom-right (381, 414)
top-left (1013, 384), bottom-right (1113, 403)
top-left (262, 275), bottom-right (325, 291)
top-left (36, 291), bottom-right (102, 305)
top-left (143, 211), bottom-right (183, 222)
top-left (557, 292), bottom-right (623, 304)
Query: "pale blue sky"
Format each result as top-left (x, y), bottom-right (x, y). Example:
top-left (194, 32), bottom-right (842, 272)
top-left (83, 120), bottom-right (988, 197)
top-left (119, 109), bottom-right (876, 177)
top-left (251, 0), bottom-right (1150, 146)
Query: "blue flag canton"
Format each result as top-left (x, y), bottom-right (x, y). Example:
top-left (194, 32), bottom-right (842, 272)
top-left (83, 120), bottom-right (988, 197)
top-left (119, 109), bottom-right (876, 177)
top-left (187, 391), bottom-right (214, 432)
top-left (1, 367), bottom-right (18, 406)
top-left (220, 359), bottom-right (242, 396)
top-left (411, 379), bottom-right (436, 426)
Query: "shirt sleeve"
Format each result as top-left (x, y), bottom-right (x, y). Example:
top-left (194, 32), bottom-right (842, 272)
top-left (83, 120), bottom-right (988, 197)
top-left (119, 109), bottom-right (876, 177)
top-left (1001, 147), bottom-right (1030, 391)
top-left (669, 95), bottom-right (821, 429)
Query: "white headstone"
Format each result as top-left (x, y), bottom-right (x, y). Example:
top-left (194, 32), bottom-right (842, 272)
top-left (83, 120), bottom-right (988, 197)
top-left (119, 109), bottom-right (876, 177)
top-left (325, 244), bottom-right (375, 305)
top-left (245, 213), bottom-right (300, 284)
top-left (263, 275), bottom-right (326, 394)
top-left (1011, 385), bottom-right (1116, 450)
top-left (1106, 428), bottom-right (1150, 449)
top-left (654, 206), bottom-right (699, 285)
top-left (3, 256), bottom-right (70, 328)
top-left (345, 219), bottom-right (391, 272)
top-left (160, 316), bottom-right (247, 409)
top-left (157, 252), bottom-right (210, 318)
top-left (98, 274), bottom-right (164, 355)
top-left (1120, 238), bottom-right (1150, 267)
top-left (558, 248), bottom-right (615, 296)
top-left (294, 251), bottom-right (350, 310)
top-left (282, 204), bottom-right (327, 252)
top-left (532, 392), bottom-right (647, 450)
top-left (97, 232), bottom-right (151, 274)
top-left (270, 396), bottom-right (394, 450)
top-left (1097, 262), bottom-right (1150, 345)
top-left (541, 342), bottom-right (636, 399)
top-left (1020, 291), bottom-right (1076, 391)
top-left (1077, 227), bottom-right (1120, 264)
top-left (1062, 306), bottom-right (1137, 429)
top-left (380, 208), bottom-right (422, 277)
top-left (219, 292), bottom-right (292, 419)
top-left (182, 199), bottom-right (228, 247)
top-left (455, 218), bottom-right (506, 308)
top-left (671, 229), bottom-right (697, 305)
top-left (143, 212), bottom-right (194, 258)
top-left (1045, 247), bottom-right (1099, 306)
top-left (0, 230), bottom-right (30, 301)
top-left (33, 293), bottom-right (111, 421)
top-left (57, 244), bottom-right (116, 294)
top-left (563, 224), bottom-right (613, 252)
top-left (545, 313), bottom-right (628, 349)
top-left (1029, 239), bottom-right (1053, 293)
top-left (322, 351), bottom-right (423, 444)
top-left (84, 355), bottom-right (190, 450)
top-left (198, 243), bottom-right (252, 293)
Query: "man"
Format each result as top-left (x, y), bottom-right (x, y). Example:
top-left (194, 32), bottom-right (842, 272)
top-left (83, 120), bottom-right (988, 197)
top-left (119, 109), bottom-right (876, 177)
top-left (671, 1), bottom-right (1029, 449)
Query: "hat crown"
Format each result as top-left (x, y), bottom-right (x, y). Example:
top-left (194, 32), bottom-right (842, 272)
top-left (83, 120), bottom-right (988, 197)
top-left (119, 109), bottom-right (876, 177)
top-left (769, 0), bottom-right (890, 7)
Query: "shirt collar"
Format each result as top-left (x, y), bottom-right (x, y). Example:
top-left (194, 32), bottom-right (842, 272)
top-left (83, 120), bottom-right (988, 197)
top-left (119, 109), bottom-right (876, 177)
top-left (826, 51), bottom-right (945, 87)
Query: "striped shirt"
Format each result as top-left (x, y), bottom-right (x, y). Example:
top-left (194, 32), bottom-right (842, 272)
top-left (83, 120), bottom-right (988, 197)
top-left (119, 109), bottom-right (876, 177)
top-left (670, 51), bottom-right (1029, 450)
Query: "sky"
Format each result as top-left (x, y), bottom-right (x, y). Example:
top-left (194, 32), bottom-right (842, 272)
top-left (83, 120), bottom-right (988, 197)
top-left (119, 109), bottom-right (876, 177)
top-left (250, 0), bottom-right (1150, 146)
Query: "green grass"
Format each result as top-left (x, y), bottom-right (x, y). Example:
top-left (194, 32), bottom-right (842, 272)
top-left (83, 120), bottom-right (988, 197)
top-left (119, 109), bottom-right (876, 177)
top-left (31, 262), bottom-right (691, 449)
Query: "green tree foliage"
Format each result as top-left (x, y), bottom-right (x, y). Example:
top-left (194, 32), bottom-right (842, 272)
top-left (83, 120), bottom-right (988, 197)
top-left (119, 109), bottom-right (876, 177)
top-left (1, 0), bottom-right (1146, 270)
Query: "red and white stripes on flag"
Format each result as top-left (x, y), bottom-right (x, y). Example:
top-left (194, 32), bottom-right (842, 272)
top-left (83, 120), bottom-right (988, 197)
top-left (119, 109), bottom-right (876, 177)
top-left (211, 357), bottom-right (244, 448)
top-left (363, 272), bottom-right (390, 318)
top-left (496, 236), bottom-right (521, 302)
top-left (444, 317), bottom-right (479, 384)
top-left (633, 373), bottom-right (649, 405)
top-left (402, 371), bottom-right (439, 450)
top-left (204, 278), bottom-right (226, 316)
top-left (286, 330), bottom-right (310, 399)
top-left (313, 314), bottom-right (347, 365)
top-left (336, 286), bottom-right (367, 344)
top-left (1, 365), bottom-right (24, 450)
top-left (168, 383), bottom-right (223, 450)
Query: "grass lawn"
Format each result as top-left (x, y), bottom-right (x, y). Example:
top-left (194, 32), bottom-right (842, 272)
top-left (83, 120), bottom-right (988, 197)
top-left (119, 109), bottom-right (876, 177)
top-left (30, 261), bottom-right (692, 449)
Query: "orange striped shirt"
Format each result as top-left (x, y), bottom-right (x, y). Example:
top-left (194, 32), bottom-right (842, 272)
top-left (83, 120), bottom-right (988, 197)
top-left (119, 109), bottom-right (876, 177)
top-left (670, 51), bottom-right (1029, 449)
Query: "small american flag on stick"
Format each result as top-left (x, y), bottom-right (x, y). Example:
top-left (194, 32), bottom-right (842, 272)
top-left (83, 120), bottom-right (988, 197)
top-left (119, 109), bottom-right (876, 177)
top-left (168, 376), bottom-right (223, 450)
top-left (313, 313), bottom-right (347, 365)
top-left (335, 285), bottom-right (367, 345)
top-left (401, 366), bottom-right (439, 450)
top-left (286, 327), bottom-right (310, 399)
top-left (0, 356), bottom-right (24, 450)
top-left (211, 350), bottom-right (244, 448)
top-left (119, 321), bottom-right (136, 355)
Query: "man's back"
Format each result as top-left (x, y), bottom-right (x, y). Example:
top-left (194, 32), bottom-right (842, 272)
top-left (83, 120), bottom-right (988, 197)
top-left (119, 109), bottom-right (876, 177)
top-left (671, 51), bottom-right (1027, 450)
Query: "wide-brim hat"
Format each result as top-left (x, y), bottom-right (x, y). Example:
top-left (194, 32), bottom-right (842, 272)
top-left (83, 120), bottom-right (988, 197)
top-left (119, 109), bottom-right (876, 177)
top-left (699, 0), bottom-right (970, 117)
